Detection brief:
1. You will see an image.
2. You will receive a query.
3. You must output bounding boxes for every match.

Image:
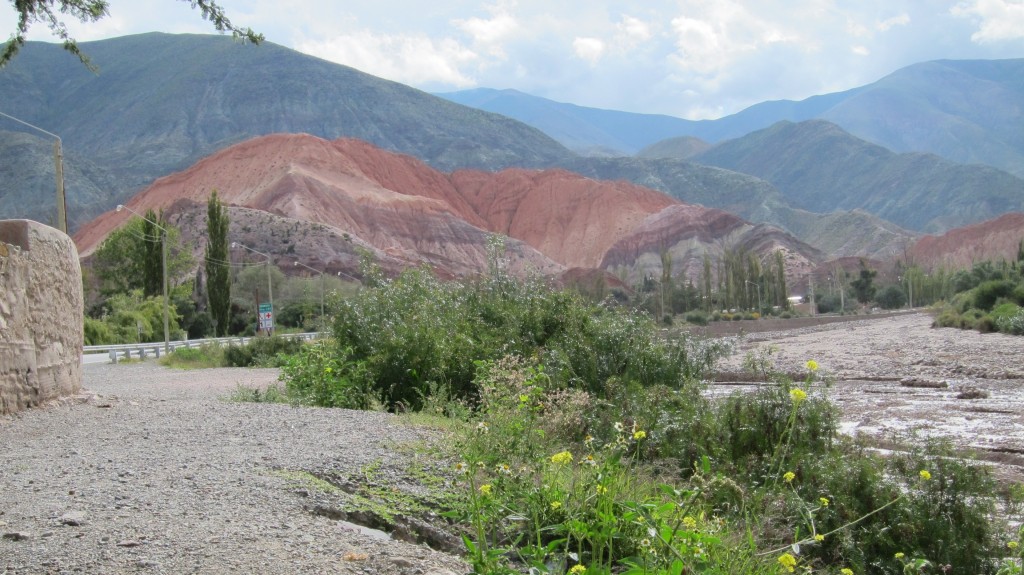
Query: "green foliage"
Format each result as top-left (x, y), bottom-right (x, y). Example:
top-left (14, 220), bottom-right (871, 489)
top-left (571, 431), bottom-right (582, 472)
top-left (280, 341), bottom-right (376, 410)
top-left (876, 284), bottom-right (907, 310)
top-left (974, 280), bottom-right (1018, 312)
top-left (205, 190), bottom-right (231, 336)
top-left (446, 355), bottom-right (1010, 574)
top-left (84, 289), bottom-right (180, 344)
top-left (222, 335), bottom-right (303, 367)
top-left (320, 268), bottom-right (727, 411)
top-left (850, 259), bottom-right (877, 304)
top-left (684, 311), bottom-right (709, 326)
top-left (161, 344), bottom-right (225, 369)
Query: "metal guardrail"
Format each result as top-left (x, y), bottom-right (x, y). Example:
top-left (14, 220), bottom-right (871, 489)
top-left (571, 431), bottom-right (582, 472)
top-left (84, 332), bottom-right (324, 363)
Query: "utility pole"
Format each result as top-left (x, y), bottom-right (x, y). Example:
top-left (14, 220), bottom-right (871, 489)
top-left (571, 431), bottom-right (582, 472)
top-left (1, 111), bottom-right (67, 233)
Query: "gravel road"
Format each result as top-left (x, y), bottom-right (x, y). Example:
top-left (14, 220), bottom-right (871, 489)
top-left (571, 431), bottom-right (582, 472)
top-left (0, 364), bottom-right (468, 575)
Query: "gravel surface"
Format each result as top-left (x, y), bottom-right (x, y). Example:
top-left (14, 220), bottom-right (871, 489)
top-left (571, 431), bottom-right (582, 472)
top-left (718, 311), bottom-right (1024, 481)
top-left (0, 363), bottom-right (468, 575)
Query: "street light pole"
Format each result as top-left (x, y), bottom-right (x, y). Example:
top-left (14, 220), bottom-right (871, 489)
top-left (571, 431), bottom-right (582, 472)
top-left (294, 260), bottom-right (325, 324)
top-left (116, 204), bottom-right (169, 354)
top-left (233, 242), bottom-right (274, 334)
top-left (1, 110), bottom-right (67, 233)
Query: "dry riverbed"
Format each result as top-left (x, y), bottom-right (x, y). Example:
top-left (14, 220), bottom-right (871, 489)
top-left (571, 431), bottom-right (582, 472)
top-left (716, 311), bottom-right (1024, 482)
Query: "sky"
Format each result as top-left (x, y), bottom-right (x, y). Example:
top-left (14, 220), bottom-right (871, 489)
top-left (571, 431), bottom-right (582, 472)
top-left (2, 0), bottom-right (1024, 119)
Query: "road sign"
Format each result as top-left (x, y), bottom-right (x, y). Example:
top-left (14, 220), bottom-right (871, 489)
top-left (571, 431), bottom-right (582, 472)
top-left (258, 303), bottom-right (273, 330)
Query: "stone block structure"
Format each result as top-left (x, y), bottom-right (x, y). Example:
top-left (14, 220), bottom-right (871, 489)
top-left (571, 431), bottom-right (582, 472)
top-left (0, 220), bottom-right (83, 414)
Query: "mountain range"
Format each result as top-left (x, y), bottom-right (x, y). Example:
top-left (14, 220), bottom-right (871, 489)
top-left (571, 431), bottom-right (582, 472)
top-left (442, 59), bottom-right (1024, 178)
top-left (73, 134), bottom-right (820, 286)
top-left (3, 33), bottom-right (1023, 280)
top-left (0, 32), bottom-right (570, 227)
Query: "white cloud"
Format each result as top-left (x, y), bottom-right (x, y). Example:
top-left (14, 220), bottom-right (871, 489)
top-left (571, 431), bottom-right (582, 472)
top-left (452, 6), bottom-right (518, 57)
top-left (668, 2), bottom-right (799, 75)
top-left (572, 36), bottom-right (605, 64)
top-left (851, 44), bottom-right (870, 55)
top-left (876, 13), bottom-right (910, 32)
top-left (296, 31), bottom-right (478, 87)
top-left (951, 0), bottom-right (1024, 42)
top-left (616, 15), bottom-right (652, 46)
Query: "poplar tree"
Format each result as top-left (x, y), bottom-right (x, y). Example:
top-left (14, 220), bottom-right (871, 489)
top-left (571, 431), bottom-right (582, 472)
top-left (205, 190), bottom-right (230, 336)
top-left (141, 209), bottom-right (163, 298)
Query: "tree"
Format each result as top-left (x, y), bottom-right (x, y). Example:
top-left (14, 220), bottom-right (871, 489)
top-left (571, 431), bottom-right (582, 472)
top-left (206, 190), bottom-right (231, 336)
top-left (1, 0), bottom-right (262, 68)
top-left (850, 259), bottom-right (878, 305)
top-left (91, 213), bottom-right (191, 301)
top-left (875, 285), bottom-right (907, 310)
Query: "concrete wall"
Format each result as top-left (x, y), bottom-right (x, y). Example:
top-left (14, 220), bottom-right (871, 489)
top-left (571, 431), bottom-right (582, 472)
top-left (0, 220), bottom-right (83, 414)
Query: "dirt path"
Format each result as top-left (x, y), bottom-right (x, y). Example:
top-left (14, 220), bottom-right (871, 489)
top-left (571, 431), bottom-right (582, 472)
top-left (717, 311), bottom-right (1024, 480)
top-left (0, 364), bottom-right (467, 575)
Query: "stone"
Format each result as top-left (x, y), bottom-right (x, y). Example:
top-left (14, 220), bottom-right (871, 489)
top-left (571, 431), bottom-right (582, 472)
top-left (3, 531), bottom-right (32, 541)
top-left (59, 511), bottom-right (87, 526)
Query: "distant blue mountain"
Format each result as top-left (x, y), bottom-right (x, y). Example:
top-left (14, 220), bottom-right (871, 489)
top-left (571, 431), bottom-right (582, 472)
top-left (441, 59), bottom-right (1024, 177)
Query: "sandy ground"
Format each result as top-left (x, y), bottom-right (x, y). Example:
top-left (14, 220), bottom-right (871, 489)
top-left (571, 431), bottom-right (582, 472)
top-left (717, 311), bottom-right (1024, 480)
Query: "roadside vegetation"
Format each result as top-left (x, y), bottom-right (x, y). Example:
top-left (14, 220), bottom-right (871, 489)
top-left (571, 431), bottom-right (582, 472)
top-left (265, 260), bottom-right (1019, 574)
top-left (931, 253), bottom-right (1024, 335)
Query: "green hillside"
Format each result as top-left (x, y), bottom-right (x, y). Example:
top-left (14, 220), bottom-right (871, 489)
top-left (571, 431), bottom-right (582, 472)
top-left (692, 120), bottom-right (1024, 232)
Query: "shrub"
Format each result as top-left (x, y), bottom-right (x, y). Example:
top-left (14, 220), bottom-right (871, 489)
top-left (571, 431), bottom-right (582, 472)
top-left (162, 344), bottom-right (224, 369)
top-left (684, 311), bottom-right (709, 325)
top-left (973, 280), bottom-right (1017, 311)
top-left (280, 341), bottom-right (377, 409)
top-left (876, 285), bottom-right (907, 310)
top-left (223, 335), bottom-right (304, 367)
top-left (997, 308), bottom-right (1024, 335)
top-left (325, 269), bottom-right (728, 410)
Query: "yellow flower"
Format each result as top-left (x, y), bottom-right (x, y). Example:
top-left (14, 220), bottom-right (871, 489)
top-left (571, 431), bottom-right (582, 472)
top-left (633, 430), bottom-right (647, 440)
top-left (895, 552), bottom-right (905, 560)
top-left (777, 553), bottom-right (797, 573)
top-left (806, 360), bottom-right (819, 372)
top-left (790, 388), bottom-right (808, 403)
top-left (841, 569), bottom-right (854, 575)
top-left (569, 565), bottom-right (587, 574)
top-left (1009, 541), bottom-right (1019, 550)
top-left (596, 484), bottom-right (608, 495)
top-left (919, 470), bottom-right (932, 481)
top-left (550, 450), bottom-right (573, 465)
top-left (819, 497), bottom-right (829, 507)
top-left (550, 501), bottom-right (562, 510)
top-left (682, 516), bottom-right (697, 529)
top-left (478, 484), bottom-right (492, 496)
top-left (783, 471), bottom-right (796, 483)
top-left (814, 534), bottom-right (825, 541)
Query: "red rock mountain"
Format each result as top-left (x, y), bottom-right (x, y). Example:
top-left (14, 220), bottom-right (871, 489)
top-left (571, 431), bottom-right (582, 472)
top-left (909, 212), bottom-right (1024, 269)
top-left (74, 134), bottom-right (819, 284)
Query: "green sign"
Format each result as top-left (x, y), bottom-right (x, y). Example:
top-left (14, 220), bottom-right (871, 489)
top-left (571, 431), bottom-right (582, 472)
top-left (258, 303), bottom-right (273, 330)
